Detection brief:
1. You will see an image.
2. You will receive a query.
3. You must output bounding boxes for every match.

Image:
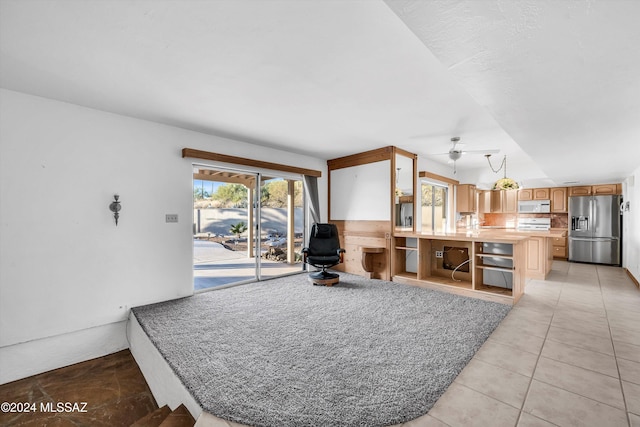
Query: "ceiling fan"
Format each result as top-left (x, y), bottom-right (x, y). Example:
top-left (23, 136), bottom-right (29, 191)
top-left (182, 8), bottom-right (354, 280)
top-left (434, 137), bottom-right (500, 174)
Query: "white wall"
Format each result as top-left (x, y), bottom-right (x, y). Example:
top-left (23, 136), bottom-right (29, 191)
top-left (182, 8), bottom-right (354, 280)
top-left (0, 89), bottom-right (327, 383)
top-left (330, 161), bottom-right (390, 221)
top-left (623, 166), bottom-right (640, 281)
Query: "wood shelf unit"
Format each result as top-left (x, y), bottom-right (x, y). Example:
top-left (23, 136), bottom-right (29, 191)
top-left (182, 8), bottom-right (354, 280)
top-left (392, 234), bottom-right (525, 304)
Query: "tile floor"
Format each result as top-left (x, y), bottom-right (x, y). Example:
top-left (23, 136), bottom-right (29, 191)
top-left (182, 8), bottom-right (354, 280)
top-left (1, 261), bottom-right (638, 427)
top-left (406, 261), bottom-right (640, 427)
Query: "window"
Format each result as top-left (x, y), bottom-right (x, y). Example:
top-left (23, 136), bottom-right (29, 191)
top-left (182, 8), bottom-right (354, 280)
top-left (421, 182), bottom-right (448, 232)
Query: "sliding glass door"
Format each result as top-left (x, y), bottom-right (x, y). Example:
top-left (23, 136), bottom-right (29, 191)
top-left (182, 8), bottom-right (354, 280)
top-left (421, 181), bottom-right (448, 233)
top-left (258, 177), bottom-right (304, 280)
top-left (192, 165), bottom-right (304, 290)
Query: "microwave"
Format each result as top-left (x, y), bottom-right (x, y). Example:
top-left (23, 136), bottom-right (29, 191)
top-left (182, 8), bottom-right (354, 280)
top-left (518, 200), bottom-right (551, 213)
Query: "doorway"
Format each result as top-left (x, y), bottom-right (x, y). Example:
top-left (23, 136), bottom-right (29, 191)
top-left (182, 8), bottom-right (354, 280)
top-left (192, 165), bottom-right (304, 290)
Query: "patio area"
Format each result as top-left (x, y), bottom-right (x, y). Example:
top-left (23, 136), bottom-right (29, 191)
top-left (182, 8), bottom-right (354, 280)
top-left (193, 239), bottom-right (303, 290)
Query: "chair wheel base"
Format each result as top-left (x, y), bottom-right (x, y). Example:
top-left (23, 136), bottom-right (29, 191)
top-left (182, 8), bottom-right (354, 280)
top-left (308, 271), bottom-right (339, 286)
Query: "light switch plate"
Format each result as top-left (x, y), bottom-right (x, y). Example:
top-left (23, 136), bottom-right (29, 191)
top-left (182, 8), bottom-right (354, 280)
top-left (166, 214), bottom-right (178, 223)
top-left (435, 251), bottom-right (444, 258)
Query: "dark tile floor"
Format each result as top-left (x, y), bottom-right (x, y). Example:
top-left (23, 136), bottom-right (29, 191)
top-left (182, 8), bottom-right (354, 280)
top-left (0, 350), bottom-right (158, 427)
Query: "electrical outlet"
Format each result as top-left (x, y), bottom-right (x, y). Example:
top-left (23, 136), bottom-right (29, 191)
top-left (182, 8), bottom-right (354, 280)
top-left (117, 304), bottom-right (129, 321)
top-left (166, 214), bottom-right (178, 223)
top-left (435, 251), bottom-right (443, 258)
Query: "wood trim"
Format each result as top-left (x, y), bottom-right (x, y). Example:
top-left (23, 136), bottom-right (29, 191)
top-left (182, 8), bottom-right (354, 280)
top-left (419, 171), bottom-right (459, 185)
top-left (626, 268), bottom-right (640, 289)
top-left (192, 172), bottom-right (256, 186)
top-left (327, 146), bottom-right (393, 171)
top-left (393, 146), bottom-right (418, 160)
top-left (390, 153), bottom-right (396, 231)
top-left (182, 148), bottom-right (322, 177)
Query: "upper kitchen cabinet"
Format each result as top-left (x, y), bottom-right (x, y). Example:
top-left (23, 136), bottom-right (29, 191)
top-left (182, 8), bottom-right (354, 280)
top-left (550, 187), bottom-right (568, 213)
top-left (533, 188), bottom-right (550, 200)
top-left (519, 187), bottom-right (550, 201)
top-left (593, 183), bottom-right (622, 195)
top-left (490, 190), bottom-right (518, 213)
top-left (518, 189), bottom-right (533, 201)
top-left (568, 186), bottom-right (592, 196)
top-left (456, 184), bottom-right (476, 213)
top-left (568, 183), bottom-right (622, 196)
top-left (479, 190), bottom-right (491, 214)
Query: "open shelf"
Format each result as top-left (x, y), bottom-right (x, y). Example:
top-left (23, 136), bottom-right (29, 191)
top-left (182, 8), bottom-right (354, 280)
top-left (394, 271), bottom-right (418, 280)
top-left (476, 253), bottom-right (513, 259)
top-left (476, 265), bottom-right (515, 273)
top-left (475, 284), bottom-right (513, 296)
top-left (392, 235), bottom-right (524, 305)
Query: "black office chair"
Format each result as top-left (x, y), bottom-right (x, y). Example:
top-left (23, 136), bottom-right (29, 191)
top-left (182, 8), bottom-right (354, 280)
top-left (302, 223), bottom-right (346, 286)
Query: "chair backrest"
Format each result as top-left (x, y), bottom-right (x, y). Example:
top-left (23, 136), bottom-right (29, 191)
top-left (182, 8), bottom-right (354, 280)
top-left (307, 223), bottom-right (341, 256)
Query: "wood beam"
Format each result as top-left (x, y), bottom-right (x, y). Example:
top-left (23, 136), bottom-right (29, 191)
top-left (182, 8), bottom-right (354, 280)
top-left (183, 148), bottom-right (322, 177)
top-left (419, 171), bottom-right (459, 185)
top-left (193, 173), bottom-right (255, 187)
top-left (327, 146), bottom-right (393, 171)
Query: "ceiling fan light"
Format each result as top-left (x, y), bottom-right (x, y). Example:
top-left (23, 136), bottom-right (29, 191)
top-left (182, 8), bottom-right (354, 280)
top-left (449, 151), bottom-right (462, 161)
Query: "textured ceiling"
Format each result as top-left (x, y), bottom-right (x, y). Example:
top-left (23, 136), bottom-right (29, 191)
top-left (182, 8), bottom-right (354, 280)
top-left (385, 0), bottom-right (640, 186)
top-left (1, 0), bottom-right (638, 188)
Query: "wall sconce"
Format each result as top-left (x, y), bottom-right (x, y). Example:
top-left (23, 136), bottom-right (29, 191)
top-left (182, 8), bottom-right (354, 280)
top-left (109, 194), bottom-right (121, 226)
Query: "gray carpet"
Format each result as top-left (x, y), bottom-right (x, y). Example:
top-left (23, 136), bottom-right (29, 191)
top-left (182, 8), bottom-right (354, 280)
top-left (132, 272), bottom-right (511, 426)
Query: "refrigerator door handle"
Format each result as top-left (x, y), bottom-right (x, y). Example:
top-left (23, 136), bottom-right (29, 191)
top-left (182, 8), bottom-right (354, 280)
top-left (570, 237), bottom-right (619, 242)
top-left (592, 197), bottom-right (597, 234)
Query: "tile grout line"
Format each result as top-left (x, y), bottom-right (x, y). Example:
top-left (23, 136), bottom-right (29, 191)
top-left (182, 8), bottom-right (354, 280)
top-left (598, 266), bottom-right (632, 427)
top-left (513, 275), bottom-right (564, 427)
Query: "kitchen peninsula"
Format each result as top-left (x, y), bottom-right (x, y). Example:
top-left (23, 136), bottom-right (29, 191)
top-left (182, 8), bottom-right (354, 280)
top-left (392, 228), bottom-right (566, 305)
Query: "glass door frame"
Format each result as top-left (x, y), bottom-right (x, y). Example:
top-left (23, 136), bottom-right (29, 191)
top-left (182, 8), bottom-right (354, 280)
top-left (192, 162), bottom-right (306, 291)
top-left (420, 179), bottom-right (449, 233)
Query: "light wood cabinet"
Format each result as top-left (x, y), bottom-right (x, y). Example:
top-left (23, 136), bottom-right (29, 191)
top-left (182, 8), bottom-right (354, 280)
top-left (569, 183), bottom-right (622, 196)
top-left (550, 187), bottom-right (567, 213)
top-left (593, 183), bottom-right (621, 195)
top-left (456, 184), bottom-right (476, 213)
top-left (490, 190), bottom-right (502, 213)
top-left (519, 187), bottom-right (550, 201)
top-left (503, 190), bottom-right (518, 213)
top-left (533, 188), bottom-right (550, 200)
top-left (525, 236), bottom-right (554, 280)
top-left (490, 190), bottom-right (517, 213)
top-left (479, 191), bottom-right (491, 214)
top-left (552, 236), bottom-right (567, 259)
top-left (552, 245), bottom-right (567, 258)
top-left (518, 189), bottom-right (533, 200)
top-left (392, 234), bottom-right (526, 304)
top-left (569, 186), bottom-right (592, 196)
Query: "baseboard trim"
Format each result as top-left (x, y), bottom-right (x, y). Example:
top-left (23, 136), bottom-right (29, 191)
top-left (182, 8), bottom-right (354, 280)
top-left (0, 321), bottom-right (128, 385)
top-left (625, 268), bottom-right (640, 289)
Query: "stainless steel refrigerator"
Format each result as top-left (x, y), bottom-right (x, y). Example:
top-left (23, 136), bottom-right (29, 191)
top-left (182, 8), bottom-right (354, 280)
top-left (569, 195), bottom-right (621, 265)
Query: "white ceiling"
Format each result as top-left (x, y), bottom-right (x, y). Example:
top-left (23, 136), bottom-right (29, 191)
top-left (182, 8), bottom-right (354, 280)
top-left (1, 0), bottom-right (639, 188)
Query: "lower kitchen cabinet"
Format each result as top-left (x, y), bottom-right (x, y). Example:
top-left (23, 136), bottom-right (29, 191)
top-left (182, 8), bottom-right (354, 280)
top-left (525, 236), bottom-right (554, 280)
top-left (552, 236), bottom-right (567, 259)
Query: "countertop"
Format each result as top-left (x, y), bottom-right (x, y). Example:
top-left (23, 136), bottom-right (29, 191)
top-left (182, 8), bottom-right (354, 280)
top-left (395, 228), bottom-right (566, 243)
